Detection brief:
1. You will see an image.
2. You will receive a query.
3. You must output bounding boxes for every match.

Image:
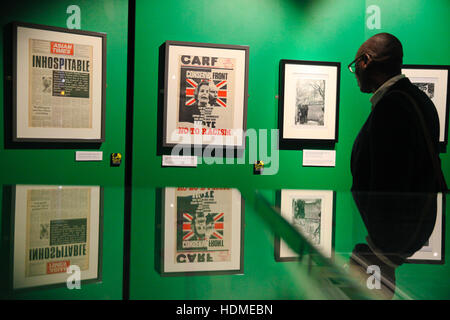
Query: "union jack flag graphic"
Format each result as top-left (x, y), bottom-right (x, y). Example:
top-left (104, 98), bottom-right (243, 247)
top-left (182, 212), bottom-right (225, 241)
top-left (185, 79), bottom-right (228, 108)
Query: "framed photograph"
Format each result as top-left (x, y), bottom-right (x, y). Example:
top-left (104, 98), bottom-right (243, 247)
top-left (279, 60), bottom-right (340, 147)
top-left (160, 187), bottom-right (244, 276)
top-left (275, 189), bottom-right (335, 262)
top-left (10, 185), bottom-right (103, 290)
top-left (13, 22), bottom-right (106, 142)
top-left (406, 193), bottom-right (445, 264)
top-left (402, 65), bottom-right (449, 146)
top-left (162, 41), bottom-right (249, 149)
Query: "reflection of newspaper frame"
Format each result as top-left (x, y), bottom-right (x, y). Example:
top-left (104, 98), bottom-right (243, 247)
top-left (11, 185), bottom-right (103, 290)
top-left (160, 188), bottom-right (244, 276)
top-left (275, 190), bottom-right (335, 262)
top-left (402, 65), bottom-right (450, 145)
top-left (163, 41), bottom-right (249, 149)
top-left (13, 22), bottom-right (106, 142)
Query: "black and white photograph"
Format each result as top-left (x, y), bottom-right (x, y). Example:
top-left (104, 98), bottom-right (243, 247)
top-left (275, 190), bottom-right (334, 262)
top-left (295, 79), bottom-right (325, 126)
top-left (402, 65), bottom-right (449, 145)
top-left (413, 82), bottom-right (435, 99)
top-left (163, 41), bottom-right (249, 149)
top-left (279, 60), bottom-right (340, 146)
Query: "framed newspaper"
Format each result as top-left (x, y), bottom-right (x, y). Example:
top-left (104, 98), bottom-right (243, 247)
top-left (159, 187), bottom-right (244, 276)
top-left (12, 22), bottom-right (106, 142)
top-left (279, 60), bottom-right (340, 147)
top-left (406, 193), bottom-right (445, 264)
top-left (10, 185), bottom-right (103, 290)
top-left (402, 65), bottom-right (449, 146)
top-left (162, 41), bottom-right (249, 149)
top-left (275, 189), bottom-right (335, 262)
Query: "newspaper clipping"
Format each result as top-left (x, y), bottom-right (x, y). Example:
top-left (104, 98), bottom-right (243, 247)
top-left (175, 188), bottom-right (233, 264)
top-left (177, 55), bottom-right (236, 137)
top-left (25, 188), bottom-right (90, 277)
top-left (29, 39), bottom-right (93, 128)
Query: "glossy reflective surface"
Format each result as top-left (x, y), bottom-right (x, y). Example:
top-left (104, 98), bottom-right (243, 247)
top-left (2, 184), bottom-right (448, 300)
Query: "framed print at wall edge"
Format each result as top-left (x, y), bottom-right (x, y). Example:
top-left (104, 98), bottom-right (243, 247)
top-left (279, 60), bottom-right (340, 147)
top-left (402, 64), bottom-right (449, 146)
top-left (162, 41), bottom-right (249, 150)
top-left (11, 185), bottom-right (103, 290)
top-left (160, 187), bottom-right (244, 276)
top-left (13, 22), bottom-right (106, 142)
top-left (406, 193), bottom-right (445, 264)
top-left (275, 189), bottom-right (335, 262)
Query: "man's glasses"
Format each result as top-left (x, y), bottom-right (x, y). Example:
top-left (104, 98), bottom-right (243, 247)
top-left (348, 54), bottom-right (365, 73)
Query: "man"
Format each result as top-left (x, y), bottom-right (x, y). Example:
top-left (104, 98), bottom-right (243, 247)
top-left (349, 32), bottom-right (445, 193)
top-left (348, 33), bottom-right (446, 298)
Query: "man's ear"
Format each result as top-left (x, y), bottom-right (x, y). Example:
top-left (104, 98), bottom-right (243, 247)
top-left (361, 53), bottom-right (372, 68)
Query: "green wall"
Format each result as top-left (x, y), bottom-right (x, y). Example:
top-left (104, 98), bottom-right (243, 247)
top-left (129, 0), bottom-right (449, 299)
top-left (1, 0), bottom-right (449, 300)
top-left (0, 0), bottom-right (128, 299)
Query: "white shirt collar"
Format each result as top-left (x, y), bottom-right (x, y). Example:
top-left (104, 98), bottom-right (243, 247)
top-left (370, 74), bottom-right (406, 106)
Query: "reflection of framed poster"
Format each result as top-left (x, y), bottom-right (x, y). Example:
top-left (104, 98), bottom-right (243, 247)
top-left (13, 22), bottom-right (106, 142)
top-left (160, 188), bottom-right (244, 276)
top-left (163, 41), bottom-right (249, 149)
top-left (406, 193), bottom-right (445, 264)
top-left (402, 65), bottom-right (449, 146)
top-left (279, 60), bottom-right (340, 146)
top-left (11, 185), bottom-right (103, 290)
top-left (275, 190), bottom-right (335, 262)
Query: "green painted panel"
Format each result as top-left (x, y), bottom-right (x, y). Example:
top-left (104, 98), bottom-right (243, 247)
top-left (0, 0), bottom-right (128, 299)
top-left (131, 0), bottom-right (450, 299)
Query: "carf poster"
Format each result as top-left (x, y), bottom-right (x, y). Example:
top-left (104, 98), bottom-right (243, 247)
top-left (161, 188), bottom-right (243, 275)
top-left (163, 42), bottom-right (249, 148)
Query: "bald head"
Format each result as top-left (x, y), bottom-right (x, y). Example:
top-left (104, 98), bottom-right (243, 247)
top-left (357, 33), bottom-right (403, 76)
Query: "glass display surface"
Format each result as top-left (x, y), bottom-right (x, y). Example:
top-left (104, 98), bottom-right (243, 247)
top-left (1, 182), bottom-right (449, 300)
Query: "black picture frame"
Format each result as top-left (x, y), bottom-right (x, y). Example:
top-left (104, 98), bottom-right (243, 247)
top-left (158, 187), bottom-right (244, 277)
top-left (402, 64), bottom-right (449, 148)
top-left (12, 22), bottom-right (106, 143)
top-left (162, 40), bottom-right (249, 150)
top-left (278, 60), bottom-right (340, 149)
